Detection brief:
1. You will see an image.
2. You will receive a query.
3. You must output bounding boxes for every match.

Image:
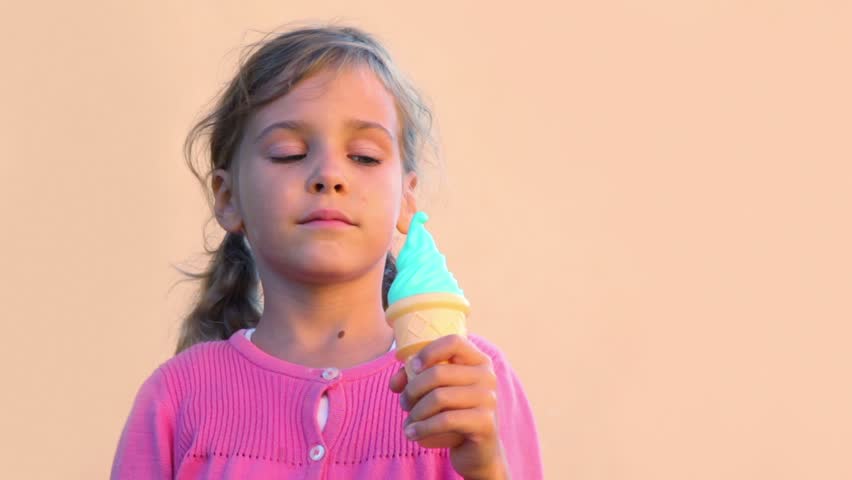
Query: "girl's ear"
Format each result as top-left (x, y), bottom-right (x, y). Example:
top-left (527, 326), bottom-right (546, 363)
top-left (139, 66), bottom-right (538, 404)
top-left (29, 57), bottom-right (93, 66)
top-left (213, 168), bottom-right (246, 235)
top-left (396, 171), bottom-right (418, 235)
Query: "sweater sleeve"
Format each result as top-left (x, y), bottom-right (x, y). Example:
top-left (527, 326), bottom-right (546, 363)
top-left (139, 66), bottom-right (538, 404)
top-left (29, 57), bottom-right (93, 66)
top-left (493, 352), bottom-right (545, 480)
top-left (110, 365), bottom-right (176, 480)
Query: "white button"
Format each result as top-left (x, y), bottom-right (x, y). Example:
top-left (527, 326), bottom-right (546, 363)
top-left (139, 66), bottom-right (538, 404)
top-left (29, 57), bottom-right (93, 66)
top-left (321, 367), bottom-right (339, 380)
top-left (309, 444), bottom-right (326, 461)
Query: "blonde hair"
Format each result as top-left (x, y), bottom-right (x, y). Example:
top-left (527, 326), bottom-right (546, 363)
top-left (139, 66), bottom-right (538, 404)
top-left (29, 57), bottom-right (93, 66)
top-left (174, 22), bottom-right (437, 354)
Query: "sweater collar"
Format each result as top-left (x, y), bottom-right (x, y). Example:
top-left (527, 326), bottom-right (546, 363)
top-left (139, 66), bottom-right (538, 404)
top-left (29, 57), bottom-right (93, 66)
top-left (228, 328), bottom-right (400, 381)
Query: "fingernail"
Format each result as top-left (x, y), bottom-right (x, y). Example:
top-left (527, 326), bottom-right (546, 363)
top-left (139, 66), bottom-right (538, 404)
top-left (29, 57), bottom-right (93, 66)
top-left (404, 423), bottom-right (417, 439)
top-left (410, 357), bottom-right (423, 374)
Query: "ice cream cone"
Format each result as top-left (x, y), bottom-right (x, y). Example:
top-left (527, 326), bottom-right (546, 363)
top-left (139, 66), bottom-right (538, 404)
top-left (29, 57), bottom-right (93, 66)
top-left (386, 211), bottom-right (470, 448)
top-left (386, 292), bottom-right (470, 381)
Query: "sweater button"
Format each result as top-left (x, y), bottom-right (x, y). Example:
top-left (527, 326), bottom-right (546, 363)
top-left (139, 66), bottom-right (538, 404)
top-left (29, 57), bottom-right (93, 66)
top-left (309, 444), bottom-right (326, 461)
top-left (321, 367), bottom-right (339, 380)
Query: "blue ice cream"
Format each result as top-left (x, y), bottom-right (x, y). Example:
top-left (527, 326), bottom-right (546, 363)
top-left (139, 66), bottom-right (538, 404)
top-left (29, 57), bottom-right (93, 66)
top-left (387, 211), bottom-right (465, 304)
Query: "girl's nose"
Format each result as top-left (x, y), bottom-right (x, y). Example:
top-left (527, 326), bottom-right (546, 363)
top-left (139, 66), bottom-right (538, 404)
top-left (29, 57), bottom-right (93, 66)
top-left (307, 155), bottom-right (348, 194)
top-left (310, 179), bottom-right (345, 194)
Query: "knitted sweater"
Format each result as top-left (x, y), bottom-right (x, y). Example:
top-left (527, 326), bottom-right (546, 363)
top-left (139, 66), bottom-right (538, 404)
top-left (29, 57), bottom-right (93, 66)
top-left (110, 328), bottom-right (543, 479)
top-left (242, 328), bottom-right (397, 432)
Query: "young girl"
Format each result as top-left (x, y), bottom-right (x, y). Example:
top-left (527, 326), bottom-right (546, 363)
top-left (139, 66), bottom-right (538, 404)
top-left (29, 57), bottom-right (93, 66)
top-left (110, 23), bottom-right (543, 480)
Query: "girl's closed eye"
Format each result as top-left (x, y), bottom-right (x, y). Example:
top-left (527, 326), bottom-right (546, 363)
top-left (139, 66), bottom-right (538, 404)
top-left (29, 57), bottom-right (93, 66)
top-left (351, 154), bottom-right (381, 165)
top-left (268, 154), bottom-right (381, 165)
top-left (269, 154), bottom-right (305, 162)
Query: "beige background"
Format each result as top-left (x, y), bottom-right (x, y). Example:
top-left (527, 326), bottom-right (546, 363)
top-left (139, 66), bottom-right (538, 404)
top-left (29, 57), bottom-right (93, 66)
top-left (1, 1), bottom-right (850, 479)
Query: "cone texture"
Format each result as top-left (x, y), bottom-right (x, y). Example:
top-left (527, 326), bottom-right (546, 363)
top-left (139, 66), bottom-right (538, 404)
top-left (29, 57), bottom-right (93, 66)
top-left (385, 292), bottom-right (470, 366)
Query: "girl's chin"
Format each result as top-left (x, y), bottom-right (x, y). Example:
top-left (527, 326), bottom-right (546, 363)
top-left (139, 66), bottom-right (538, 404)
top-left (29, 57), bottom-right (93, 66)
top-left (284, 258), bottom-right (364, 282)
top-left (265, 247), bottom-right (384, 281)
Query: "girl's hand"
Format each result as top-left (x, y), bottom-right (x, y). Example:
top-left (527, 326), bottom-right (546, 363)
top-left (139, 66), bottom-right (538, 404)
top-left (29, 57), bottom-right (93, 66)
top-left (389, 334), bottom-right (510, 480)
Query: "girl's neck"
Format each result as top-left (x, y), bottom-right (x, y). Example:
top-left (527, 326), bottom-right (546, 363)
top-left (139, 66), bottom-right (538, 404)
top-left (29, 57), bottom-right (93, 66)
top-left (251, 267), bottom-right (395, 369)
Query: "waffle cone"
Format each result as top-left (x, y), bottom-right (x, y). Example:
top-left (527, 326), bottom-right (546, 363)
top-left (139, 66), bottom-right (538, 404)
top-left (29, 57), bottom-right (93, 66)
top-left (385, 292), bottom-right (470, 376)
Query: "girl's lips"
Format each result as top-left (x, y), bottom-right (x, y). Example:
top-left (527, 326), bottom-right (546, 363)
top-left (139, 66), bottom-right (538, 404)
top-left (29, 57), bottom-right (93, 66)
top-left (300, 219), bottom-right (354, 228)
top-left (298, 208), bottom-right (355, 225)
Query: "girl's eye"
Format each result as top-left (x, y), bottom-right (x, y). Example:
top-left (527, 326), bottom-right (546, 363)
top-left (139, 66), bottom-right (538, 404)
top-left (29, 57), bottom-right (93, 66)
top-left (269, 155), bottom-right (306, 162)
top-left (351, 155), bottom-right (380, 165)
top-left (268, 154), bottom-right (380, 165)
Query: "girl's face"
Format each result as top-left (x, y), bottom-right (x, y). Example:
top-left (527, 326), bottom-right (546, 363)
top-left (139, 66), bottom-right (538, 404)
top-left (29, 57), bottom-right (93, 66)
top-left (214, 64), bottom-right (416, 284)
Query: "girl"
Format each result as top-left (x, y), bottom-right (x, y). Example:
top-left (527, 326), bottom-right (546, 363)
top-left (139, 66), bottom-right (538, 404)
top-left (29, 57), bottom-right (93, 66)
top-left (110, 23), bottom-right (543, 480)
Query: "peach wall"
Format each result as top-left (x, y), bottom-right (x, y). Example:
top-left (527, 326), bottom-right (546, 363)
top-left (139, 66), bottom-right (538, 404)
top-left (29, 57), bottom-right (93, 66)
top-left (1, 1), bottom-right (850, 478)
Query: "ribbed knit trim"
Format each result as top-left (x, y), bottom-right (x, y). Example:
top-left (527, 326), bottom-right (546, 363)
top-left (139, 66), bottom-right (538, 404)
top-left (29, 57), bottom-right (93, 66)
top-left (228, 328), bottom-right (401, 381)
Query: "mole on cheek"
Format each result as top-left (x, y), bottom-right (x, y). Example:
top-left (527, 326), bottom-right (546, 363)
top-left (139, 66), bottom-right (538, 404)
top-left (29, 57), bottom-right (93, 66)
top-left (338, 330), bottom-right (345, 339)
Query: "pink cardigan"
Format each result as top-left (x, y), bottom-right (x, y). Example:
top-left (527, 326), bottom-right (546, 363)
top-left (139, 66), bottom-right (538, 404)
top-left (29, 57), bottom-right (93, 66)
top-left (110, 329), bottom-right (543, 479)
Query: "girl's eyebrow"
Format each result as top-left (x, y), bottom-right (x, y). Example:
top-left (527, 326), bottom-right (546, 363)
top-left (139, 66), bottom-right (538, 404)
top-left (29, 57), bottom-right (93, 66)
top-left (254, 118), bottom-right (394, 143)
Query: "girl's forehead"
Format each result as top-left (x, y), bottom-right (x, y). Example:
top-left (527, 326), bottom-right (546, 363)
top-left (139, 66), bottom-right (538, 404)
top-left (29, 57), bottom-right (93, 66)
top-left (249, 67), bottom-right (400, 144)
top-left (250, 66), bottom-right (399, 138)
top-left (247, 67), bottom-right (401, 151)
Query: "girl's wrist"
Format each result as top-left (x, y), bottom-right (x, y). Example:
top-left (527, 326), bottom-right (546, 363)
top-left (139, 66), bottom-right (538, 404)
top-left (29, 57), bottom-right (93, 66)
top-left (464, 458), bottom-right (511, 480)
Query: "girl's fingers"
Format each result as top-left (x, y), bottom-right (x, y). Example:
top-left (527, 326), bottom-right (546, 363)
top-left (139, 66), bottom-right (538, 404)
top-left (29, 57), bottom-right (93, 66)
top-left (413, 334), bottom-right (492, 372)
top-left (406, 407), bottom-right (497, 442)
top-left (401, 363), bottom-right (496, 412)
top-left (389, 365), bottom-right (408, 393)
top-left (405, 385), bottom-right (497, 426)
